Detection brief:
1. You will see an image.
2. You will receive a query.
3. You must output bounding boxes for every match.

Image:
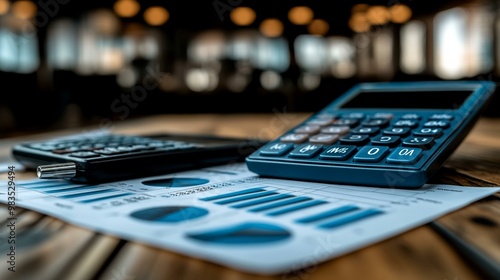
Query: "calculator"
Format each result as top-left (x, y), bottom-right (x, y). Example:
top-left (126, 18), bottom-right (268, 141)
top-left (12, 133), bottom-right (266, 183)
top-left (246, 81), bottom-right (496, 188)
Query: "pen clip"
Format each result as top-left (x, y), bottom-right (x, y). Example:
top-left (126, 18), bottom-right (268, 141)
top-left (37, 162), bottom-right (77, 179)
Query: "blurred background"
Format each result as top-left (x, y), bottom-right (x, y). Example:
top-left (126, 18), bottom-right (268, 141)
top-left (1, 0), bottom-right (500, 137)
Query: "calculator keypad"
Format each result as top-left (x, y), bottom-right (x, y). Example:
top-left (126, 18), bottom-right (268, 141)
top-left (258, 112), bottom-right (456, 168)
top-left (25, 135), bottom-right (198, 159)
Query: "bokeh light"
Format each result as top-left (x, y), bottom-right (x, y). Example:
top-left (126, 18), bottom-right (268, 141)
top-left (0, 0), bottom-right (10, 15)
top-left (390, 4), bottom-right (412, 23)
top-left (308, 19), bottom-right (329, 35)
top-left (12, 1), bottom-right (37, 20)
top-left (144, 6), bottom-right (169, 26)
top-left (230, 7), bottom-right (256, 26)
top-left (288, 6), bottom-right (314, 25)
top-left (114, 0), bottom-right (140, 18)
top-left (366, 5), bottom-right (391, 25)
top-left (260, 18), bottom-right (284, 37)
top-left (349, 13), bottom-right (370, 33)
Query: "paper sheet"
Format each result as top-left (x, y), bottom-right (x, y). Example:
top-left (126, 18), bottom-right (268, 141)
top-left (1, 163), bottom-right (499, 275)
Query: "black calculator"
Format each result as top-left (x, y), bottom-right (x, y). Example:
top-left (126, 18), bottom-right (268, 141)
top-left (13, 133), bottom-right (265, 183)
top-left (246, 81), bottom-right (496, 188)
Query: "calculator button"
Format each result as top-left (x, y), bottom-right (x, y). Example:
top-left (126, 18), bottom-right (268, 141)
top-left (361, 119), bottom-right (389, 127)
top-left (353, 146), bottom-right (389, 162)
top-left (400, 114), bottom-right (421, 120)
top-left (386, 147), bottom-right (423, 164)
top-left (295, 125), bottom-right (321, 134)
top-left (147, 142), bottom-right (167, 148)
top-left (94, 149), bottom-right (115, 155)
top-left (371, 135), bottom-right (400, 146)
top-left (351, 127), bottom-right (380, 135)
top-left (29, 144), bottom-right (58, 151)
top-left (52, 147), bottom-right (81, 154)
top-left (383, 127), bottom-right (410, 136)
top-left (94, 148), bottom-right (126, 155)
top-left (339, 134), bottom-right (370, 145)
top-left (429, 114), bottom-right (454, 120)
top-left (130, 145), bottom-right (155, 151)
top-left (332, 119), bottom-right (359, 127)
top-left (316, 113), bottom-right (337, 120)
top-left (423, 120), bottom-right (450, 128)
top-left (393, 120), bottom-right (419, 128)
top-left (402, 137), bottom-right (435, 150)
top-left (307, 119), bottom-right (333, 126)
top-left (341, 113), bottom-right (365, 119)
top-left (321, 126), bottom-right (350, 135)
top-left (289, 144), bottom-right (323, 158)
top-left (68, 151), bottom-right (101, 158)
top-left (370, 113), bottom-right (393, 120)
top-left (309, 134), bottom-right (339, 145)
top-left (413, 128), bottom-right (443, 138)
top-left (79, 145), bottom-right (94, 150)
top-left (280, 133), bottom-right (309, 143)
top-left (116, 146), bottom-right (136, 152)
top-left (319, 145), bottom-right (357, 160)
top-left (259, 143), bottom-right (294, 156)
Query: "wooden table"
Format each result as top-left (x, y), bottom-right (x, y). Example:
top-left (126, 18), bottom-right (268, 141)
top-left (1, 113), bottom-right (499, 280)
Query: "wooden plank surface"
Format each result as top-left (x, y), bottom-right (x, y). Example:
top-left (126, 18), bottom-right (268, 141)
top-left (0, 114), bottom-right (499, 279)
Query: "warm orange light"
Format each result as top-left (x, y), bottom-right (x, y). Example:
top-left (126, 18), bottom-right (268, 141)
top-left (12, 1), bottom-right (37, 20)
top-left (390, 4), bottom-right (412, 23)
top-left (0, 0), bottom-right (10, 15)
top-left (352, 3), bottom-right (369, 14)
top-left (308, 19), bottom-right (329, 35)
top-left (114, 0), bottom-right (140, 18)
top-left (349, 13), bottom-right (370, 33)
top-left (366, 5), bottom-right (391, 25)
top-left (144, 6), bottom-right (169, 26)
top-left (230, 7), bottom-right (256, 26)
top-left (260, 18), bottom-right (284, 37)
top-left (288, 6), bottom-right (314, 25)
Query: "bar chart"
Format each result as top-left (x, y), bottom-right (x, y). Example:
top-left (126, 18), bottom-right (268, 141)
top-left (20, 180), bottom-right (134, 204)
top-left (199, 187), bottom-right (384, 230)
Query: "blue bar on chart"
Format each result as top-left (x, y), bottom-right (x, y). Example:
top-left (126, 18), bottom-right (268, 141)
top-left (59, 189), bottom-right (115, 199)
top-left (230, 194), bottom-right (294, 209)
top-left (199, 187), bottom-right (266, 201)
top-left (248, 197), bottom-right (312, 212)
top-left (266, 200), bottom-right (328, 217)
top-left (30, 183), bottom-right (77, 189)
top-left (295, 205), bottom-right (360, 224)
top-left (79, 193), bottom-right (134, 203)
top-left (214, 191), bottom-right (278, 205)
top-left (44, 186), bottom-right (98, 194)
top-left (20, 181), bottom-right (70, 187)
top-left (317, 208), bottom-right (384, 229)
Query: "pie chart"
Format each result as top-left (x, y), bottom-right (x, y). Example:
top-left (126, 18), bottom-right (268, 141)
top-left (141, 177), bottom-right (209, 188)
top-left (130, 206), bottom-right (209, 223)
top-left (186, 222), bottom-right (291, 244)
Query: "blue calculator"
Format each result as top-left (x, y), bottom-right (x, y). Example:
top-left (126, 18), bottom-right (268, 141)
top-left (246, 81), bottom-right (496, 188)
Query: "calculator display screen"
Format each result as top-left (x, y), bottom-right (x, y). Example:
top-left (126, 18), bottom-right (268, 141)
top-left (340, 90), bottom-right (473, 109)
